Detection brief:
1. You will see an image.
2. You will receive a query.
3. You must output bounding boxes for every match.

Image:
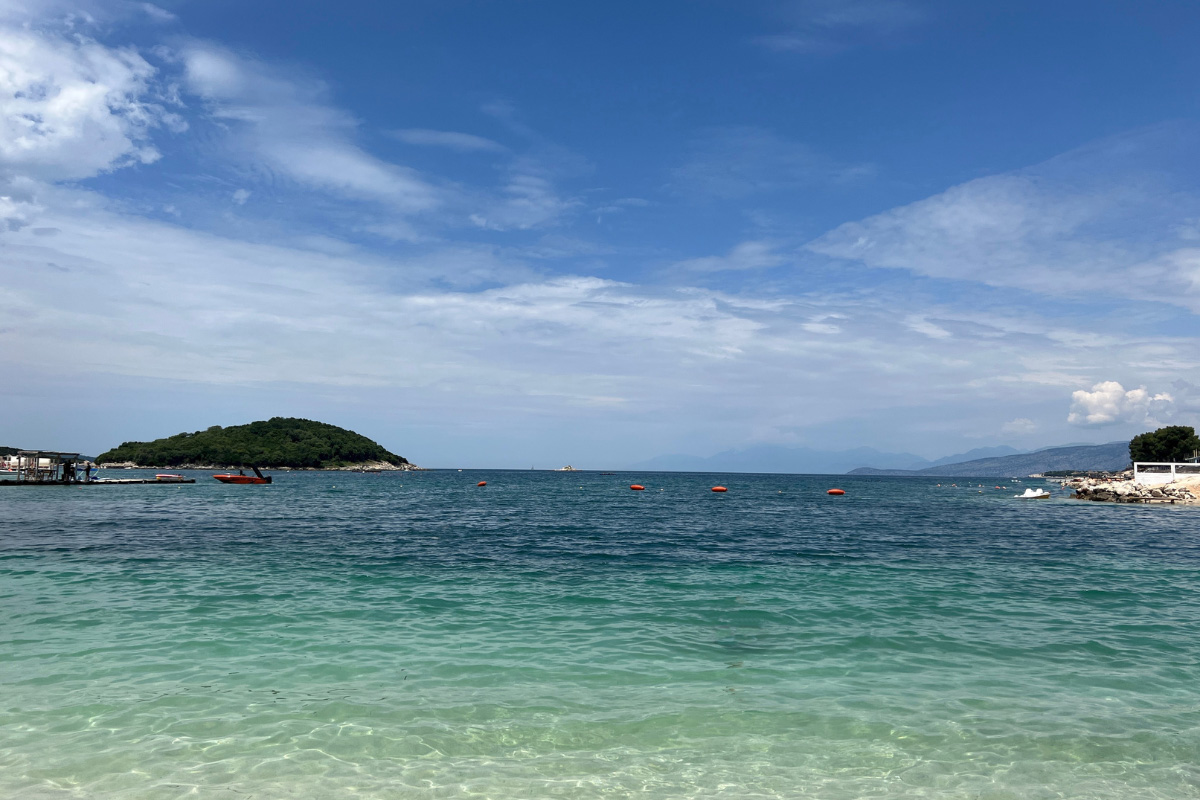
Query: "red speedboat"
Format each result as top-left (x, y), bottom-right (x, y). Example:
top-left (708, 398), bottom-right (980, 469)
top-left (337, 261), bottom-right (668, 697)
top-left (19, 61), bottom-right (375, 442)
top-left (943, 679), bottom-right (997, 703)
top-left (213, 467), bottom-right (272, 485)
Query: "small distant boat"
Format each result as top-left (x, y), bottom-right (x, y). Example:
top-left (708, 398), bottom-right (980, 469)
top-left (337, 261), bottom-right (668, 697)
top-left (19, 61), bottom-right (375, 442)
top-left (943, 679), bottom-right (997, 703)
top-left (1015, 488), bottom-right (1050, 499)
top-left (155, 473), bottom-right (187, 482)
top-left (213, 466), bottom-right (272, 485)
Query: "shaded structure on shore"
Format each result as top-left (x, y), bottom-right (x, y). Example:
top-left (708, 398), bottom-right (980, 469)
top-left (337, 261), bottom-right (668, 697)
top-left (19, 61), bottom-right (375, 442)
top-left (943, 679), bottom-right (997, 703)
top-left (1, 451), bottom-right (87, 484)
top-left (1, 451), bottom-right (196, 486)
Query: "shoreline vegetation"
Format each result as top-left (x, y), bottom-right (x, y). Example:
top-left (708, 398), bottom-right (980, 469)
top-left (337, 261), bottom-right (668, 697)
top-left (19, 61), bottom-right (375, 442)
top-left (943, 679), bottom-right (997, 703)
top-left (98, 460), bottom-right (423, 472)
top-left (95, 418), bottom-right (418, 471)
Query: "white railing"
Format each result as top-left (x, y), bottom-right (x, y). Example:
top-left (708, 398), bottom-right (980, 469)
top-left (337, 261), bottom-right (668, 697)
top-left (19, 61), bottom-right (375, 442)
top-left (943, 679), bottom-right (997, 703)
top-left (1133, 462), bottom-right (1200, 485)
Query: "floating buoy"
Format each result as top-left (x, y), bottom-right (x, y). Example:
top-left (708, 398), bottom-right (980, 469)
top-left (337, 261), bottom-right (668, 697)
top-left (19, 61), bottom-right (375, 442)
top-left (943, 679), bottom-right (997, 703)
top-left (630, 484), bottom-right (645, 491)
top-left (712, 486), bottom-right (727, 492)
top-left (477, 481), bottom-right (487, 487)
top-left (827, 488), bottom-right (845, 496)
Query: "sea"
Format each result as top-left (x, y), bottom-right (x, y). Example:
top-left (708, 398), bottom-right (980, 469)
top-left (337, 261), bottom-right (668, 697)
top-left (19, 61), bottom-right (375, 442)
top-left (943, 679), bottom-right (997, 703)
top-left (2, 470), bottom-right (1199, 799)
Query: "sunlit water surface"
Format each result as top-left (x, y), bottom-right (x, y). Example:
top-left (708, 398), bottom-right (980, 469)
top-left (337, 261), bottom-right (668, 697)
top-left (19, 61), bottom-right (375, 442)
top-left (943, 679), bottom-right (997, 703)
top-left (3, 470), bottom-right (1200, 798)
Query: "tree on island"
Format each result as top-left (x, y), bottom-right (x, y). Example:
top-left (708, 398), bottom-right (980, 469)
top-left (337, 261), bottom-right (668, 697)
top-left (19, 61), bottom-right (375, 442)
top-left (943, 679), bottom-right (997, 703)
top-left (1129, 426), bottom-right (1200, 464)
top-left (96, 417), bottom-right (409, 469)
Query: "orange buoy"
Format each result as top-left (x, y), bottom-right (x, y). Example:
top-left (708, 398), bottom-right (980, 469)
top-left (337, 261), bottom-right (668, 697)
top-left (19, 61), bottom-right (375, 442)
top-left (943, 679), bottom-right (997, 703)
top-left (630, 484), bottom-right (645, 491)
top-left (712, 486), bottom-right (727, 492)
top-left (477, 481), bottom-right (487, 487)
top-left (826, 488), bottom-right (845, 496)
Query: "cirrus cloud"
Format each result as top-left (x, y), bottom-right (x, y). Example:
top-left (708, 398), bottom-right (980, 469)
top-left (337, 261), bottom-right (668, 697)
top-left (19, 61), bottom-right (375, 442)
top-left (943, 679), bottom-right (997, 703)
top-left (180, 43), bottom-right (441, 214)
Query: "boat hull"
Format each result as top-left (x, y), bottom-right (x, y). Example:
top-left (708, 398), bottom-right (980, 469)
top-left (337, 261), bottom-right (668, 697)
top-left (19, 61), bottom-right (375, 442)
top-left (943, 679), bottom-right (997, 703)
top-left (213, 475), bottom-right (272, 484)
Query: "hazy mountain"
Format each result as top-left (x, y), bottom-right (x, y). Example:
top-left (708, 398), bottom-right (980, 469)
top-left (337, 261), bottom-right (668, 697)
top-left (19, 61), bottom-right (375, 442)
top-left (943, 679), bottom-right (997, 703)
top-left (629, 444), bottom-right (929, 475)
top-left (925, 445), bottom-right (1023, 467)
top-left (847, 442), bottom-right (1130, 477)
top-left (627, 442), bottom-right (1118, 476)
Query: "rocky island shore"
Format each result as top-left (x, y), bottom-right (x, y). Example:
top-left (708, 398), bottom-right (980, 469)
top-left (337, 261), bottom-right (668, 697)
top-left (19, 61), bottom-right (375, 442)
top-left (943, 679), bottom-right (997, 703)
top-left (1062, 472), bottom-right (1199, 504)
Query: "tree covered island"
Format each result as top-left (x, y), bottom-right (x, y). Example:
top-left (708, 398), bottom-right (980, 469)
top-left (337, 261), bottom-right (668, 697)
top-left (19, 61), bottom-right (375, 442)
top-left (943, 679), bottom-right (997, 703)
top-left (96, 417), bottom-right (415, 470)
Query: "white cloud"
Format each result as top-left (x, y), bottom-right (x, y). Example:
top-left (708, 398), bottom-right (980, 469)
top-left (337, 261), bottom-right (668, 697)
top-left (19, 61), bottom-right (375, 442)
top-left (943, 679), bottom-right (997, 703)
top-left (8, 181), bottom-right (1200, 460)
top-left (1067, 381), bottom-right (1174, 426)
top-left (0, 23), bottom-right (179, 181)
top-left (801, 314), bottom-right (843, 334)
top-left (807, 129), bottom-right (1200, 312)
top-left (4, 187), bottom-right (1192, 405)
top-left (809, 174), bottom-right (1096, 290)
top-left (672, 126), bottom-right (870, 199)
top-left (139, 3), bottom-right (175, 23)
top-left (1001, 417), bottom-right (1037, 434)
top-left (594, 197), bottom-right (651, 218)
top-left (675, 240), bottom-right (786, 272)
top-left (905, 315), bottom-right (951, 339)
top-left (176, 43), bottom-right (579, 233)
top-left (758, 0), bottom-right (923, 54)
top-left (180, 43), bottom-right (440, 213)
top-left (468, 153), bottom-right (580, 231)
top-left (389, 128), bottom-right (506, 153)
top-left (231, 188), bottom-right (249, 205)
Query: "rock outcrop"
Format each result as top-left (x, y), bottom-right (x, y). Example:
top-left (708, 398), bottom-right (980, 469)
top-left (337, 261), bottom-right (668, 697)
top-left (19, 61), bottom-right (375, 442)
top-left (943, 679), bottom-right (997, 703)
top-left (1066, 472), bottom-right (1198, 504)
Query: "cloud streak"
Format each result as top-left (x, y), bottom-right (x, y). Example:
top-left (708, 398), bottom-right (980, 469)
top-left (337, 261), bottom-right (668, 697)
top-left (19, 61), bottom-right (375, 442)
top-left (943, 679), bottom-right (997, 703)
top-left (672, 126), bottom-right (871, 200)
top-left (758, 0), bottom-right (924, 54)
top-left (807, 129), bottom-right (1200, 313)
top-left (674, 240), bottom-right (787, 272)
top-left (389, 128), bottom-right (507, 153)
top-left (181, 43), bottom-right (441, 214)
top-left (5, 185), bottom-right (1199, 448)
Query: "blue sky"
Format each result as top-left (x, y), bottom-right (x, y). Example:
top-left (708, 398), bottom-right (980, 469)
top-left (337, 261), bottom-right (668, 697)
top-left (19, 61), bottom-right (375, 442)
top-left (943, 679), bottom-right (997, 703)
top-left (3, 0), bottom-right (1200, 468)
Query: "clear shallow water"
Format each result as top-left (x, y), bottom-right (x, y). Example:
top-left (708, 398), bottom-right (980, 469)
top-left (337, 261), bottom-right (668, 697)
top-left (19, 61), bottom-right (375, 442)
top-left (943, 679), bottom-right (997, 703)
top-left (3, 470), bottom-right (1200, 799)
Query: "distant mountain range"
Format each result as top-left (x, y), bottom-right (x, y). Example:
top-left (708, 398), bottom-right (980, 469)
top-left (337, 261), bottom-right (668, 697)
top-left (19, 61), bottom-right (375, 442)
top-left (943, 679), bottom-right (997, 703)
top-left (848, 442), bottom-right (1130, 477)
top-left (630, 444), bottom-right (1027, 475)
top-left (629, 442), bottom-right (1129, 476)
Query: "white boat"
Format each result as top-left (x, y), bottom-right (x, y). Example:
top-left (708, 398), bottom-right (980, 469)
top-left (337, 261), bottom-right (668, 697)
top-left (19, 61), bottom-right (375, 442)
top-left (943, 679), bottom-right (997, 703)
top-left (1015, 488), bottom-right (1051, 499)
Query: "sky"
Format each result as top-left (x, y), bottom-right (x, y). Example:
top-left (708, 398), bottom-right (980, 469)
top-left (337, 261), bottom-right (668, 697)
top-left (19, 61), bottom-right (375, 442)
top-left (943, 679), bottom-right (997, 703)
top-left (3, 0), bottom-right (1200, 468)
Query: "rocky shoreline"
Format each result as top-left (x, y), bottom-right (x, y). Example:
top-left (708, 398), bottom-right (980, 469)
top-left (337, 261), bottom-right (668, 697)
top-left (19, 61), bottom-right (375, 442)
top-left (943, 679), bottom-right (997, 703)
top-left (1059, 472), bottom-right (1199, 504)
top-left (98, 460), bottom-right (423, 471)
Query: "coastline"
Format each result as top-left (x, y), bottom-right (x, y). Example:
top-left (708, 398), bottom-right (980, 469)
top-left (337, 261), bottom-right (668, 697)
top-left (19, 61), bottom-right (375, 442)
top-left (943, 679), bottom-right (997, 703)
top-left (1060, 472), bottom-right (1200, 504)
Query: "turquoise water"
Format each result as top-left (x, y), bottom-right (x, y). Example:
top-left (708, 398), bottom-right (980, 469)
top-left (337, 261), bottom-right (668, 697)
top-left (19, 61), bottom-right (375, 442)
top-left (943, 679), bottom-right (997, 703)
top-left (3, 470), bottom-right (1200, 799)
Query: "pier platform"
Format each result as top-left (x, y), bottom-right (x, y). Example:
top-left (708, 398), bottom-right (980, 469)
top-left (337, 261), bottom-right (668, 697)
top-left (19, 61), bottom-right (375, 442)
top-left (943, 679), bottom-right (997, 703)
top-left (0, 478), bottom-right (196, 486)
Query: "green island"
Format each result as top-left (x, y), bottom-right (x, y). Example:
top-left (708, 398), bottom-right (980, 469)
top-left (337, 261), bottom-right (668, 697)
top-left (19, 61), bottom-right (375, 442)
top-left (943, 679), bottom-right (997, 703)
top-left (95, 417), bottom-right (413, 470)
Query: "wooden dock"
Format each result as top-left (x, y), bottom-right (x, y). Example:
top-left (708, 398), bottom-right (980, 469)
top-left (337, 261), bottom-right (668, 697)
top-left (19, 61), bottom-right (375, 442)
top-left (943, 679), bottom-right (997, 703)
top-left (0, 478), bottom-right (196, 487)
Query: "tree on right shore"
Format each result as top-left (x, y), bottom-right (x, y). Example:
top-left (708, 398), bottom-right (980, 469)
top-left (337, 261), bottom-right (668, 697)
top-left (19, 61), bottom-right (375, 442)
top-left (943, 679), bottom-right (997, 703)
top-left (1129, 426), bottom-right (1200, 463)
